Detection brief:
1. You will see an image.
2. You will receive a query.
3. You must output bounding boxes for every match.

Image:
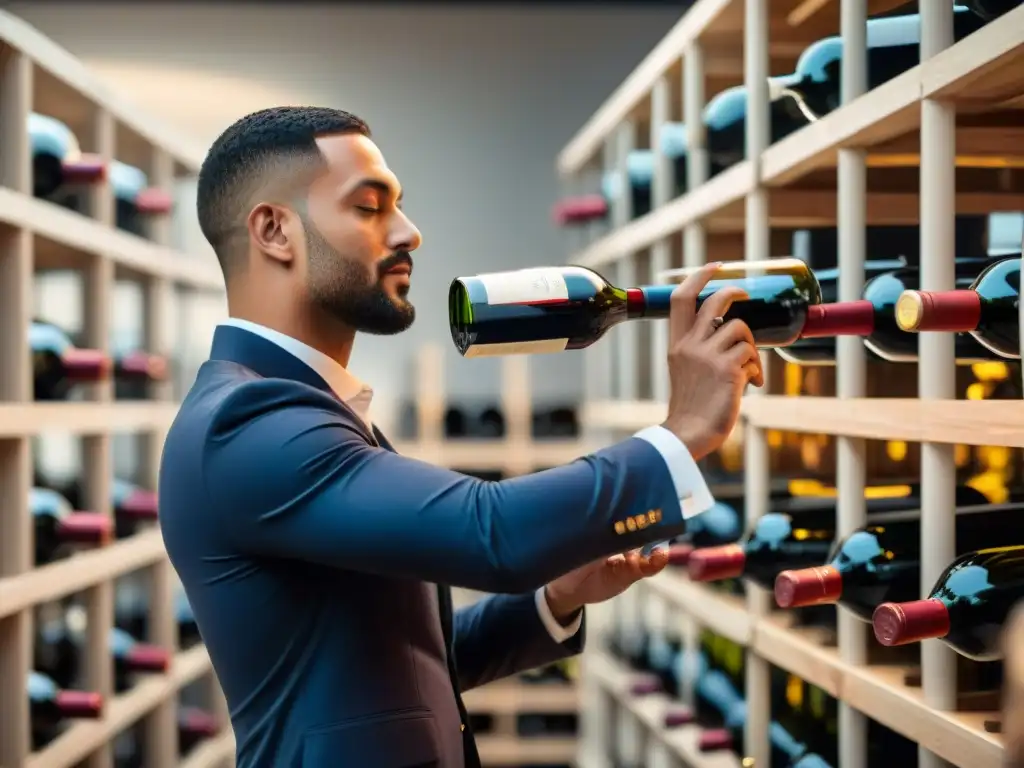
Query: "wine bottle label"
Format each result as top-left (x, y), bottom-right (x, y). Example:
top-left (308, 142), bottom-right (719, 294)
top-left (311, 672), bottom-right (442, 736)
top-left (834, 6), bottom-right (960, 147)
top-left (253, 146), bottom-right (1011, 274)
top-left (464, 338), bottom-right (569, 358)
top-left (477, 268), bottom-right (570, 306)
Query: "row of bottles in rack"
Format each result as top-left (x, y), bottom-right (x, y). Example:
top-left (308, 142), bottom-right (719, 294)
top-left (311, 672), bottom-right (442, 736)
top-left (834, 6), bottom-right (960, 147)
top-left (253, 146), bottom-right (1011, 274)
top-left (605, 618), bottom-right (921, 768)
top-left (664, 477), bottom-right (1024, 665)
top-left (395, 399), bottom-right (581, 441)
top-left (30, 578), bottom-right (217, 764)
top-left (20, 112), bottom-right (173, 238)
top-left (31, 317), bottom-right (168, 401)
top-left (553, 1), bottom-right (1024, 228)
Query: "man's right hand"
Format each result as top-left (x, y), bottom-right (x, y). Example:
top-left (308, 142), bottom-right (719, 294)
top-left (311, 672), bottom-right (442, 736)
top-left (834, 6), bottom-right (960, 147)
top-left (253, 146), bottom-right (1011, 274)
top-left (661, 261), bottom-right (763, 460)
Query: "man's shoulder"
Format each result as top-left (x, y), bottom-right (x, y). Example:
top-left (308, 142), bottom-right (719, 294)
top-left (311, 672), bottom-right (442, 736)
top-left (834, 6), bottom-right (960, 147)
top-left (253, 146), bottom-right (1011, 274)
top-left (170, 361), bottom-right (364, 447)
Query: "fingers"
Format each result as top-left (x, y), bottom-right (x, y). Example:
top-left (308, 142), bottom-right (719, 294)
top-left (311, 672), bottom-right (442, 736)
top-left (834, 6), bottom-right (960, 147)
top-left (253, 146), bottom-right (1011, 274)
top-left (617, 548), bottom-right (669, 583)
top-left (713, 318), bottom-right (763, 387)
top-left (669, 262), bottom-right (721, 347)
top-left (710, 317), bottom-right (755, 352)
top-left (745, 359), bottom-right (765, 388)
top-left (695, 286), bottom-right (750, 339)
top-left (639, 546), bottom-right (669, 576)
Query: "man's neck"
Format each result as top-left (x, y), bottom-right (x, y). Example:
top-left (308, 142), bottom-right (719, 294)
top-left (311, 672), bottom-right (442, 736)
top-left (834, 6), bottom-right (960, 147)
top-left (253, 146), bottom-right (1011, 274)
top-left (226, 298), bottom-right (355, 369)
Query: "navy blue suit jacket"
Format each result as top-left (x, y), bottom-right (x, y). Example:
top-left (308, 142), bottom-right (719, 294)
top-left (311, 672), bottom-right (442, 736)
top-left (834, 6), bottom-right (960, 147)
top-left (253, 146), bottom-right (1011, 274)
top-left (158, 325), bottom-right (687, 768)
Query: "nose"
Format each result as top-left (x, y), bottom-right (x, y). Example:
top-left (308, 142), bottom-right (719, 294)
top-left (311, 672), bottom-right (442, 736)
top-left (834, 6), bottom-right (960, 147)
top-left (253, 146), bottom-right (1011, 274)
top-left (388, 209), bottom-right (422, 253)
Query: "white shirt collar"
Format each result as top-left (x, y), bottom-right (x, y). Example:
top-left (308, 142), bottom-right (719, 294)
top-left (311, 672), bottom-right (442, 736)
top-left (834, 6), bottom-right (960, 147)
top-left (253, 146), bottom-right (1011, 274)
top-left (219, 318), bottom-right (374, 426)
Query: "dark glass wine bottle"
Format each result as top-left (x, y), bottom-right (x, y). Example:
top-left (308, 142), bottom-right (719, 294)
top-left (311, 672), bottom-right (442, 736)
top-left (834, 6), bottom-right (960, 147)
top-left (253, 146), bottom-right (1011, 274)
top-left (896, 255), bottom-right (1021, 360)
top-left (28, 670), bottom-right (103, 749)
top-left (31, 486), bottom-right (111, 566)
top-left (114, 582), bottom-right (202, 650)
top-left (779, 254), bottom-right (1006, 366)
top-left (37, 606), bottom-right (170, 693)
top-left (110, 478), bottom-right (160, 539)
top-left (552, 128), bottom-right (688, 226)
top-left (873, 544), bottom-right (1024, 661)
top-left (38, 475), bottom-right (159, 536)
top-left (775, 502), bottom-right (1023, 621)
top-left (179, 706), bottom-right (221, 752)
top-left (110, 161), bottom-right (174, 237)
top-left (113, 347), bottom-right (168, 382)
top-left (679, 502), bottom-right (742, 549)
top-left (688, 485), bottom-right (990, 588)
top-left (704, 7), bottom-right (987, 174)
top-left (28, 113), bottom-right (106, 199)
top-left (31, 320), bottom-right (111, 400)
top-left (695, 665), bottom-right (813, 763)
top-left (962, 0), bottom-right (1023, 20)
top-left (448, 259), bottom-right (884, 358)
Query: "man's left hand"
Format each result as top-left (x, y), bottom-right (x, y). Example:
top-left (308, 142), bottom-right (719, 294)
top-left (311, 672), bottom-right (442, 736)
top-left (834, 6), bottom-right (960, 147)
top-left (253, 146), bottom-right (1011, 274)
top-left (543, 547), bottom-right (670, 622)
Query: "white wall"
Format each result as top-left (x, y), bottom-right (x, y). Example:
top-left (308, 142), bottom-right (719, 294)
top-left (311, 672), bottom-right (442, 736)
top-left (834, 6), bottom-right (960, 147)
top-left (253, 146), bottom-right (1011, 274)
top-left (12, 1), bottom-right (681, 412)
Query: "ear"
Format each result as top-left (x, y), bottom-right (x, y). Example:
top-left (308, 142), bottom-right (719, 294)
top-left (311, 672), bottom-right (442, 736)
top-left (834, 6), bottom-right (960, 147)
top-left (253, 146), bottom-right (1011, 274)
top-left (247, 202), bottom-right (297, 265)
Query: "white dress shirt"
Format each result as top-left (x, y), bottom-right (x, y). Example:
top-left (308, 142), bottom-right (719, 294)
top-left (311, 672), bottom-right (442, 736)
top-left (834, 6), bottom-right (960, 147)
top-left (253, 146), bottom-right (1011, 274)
top-left (219, 318), bottom-right (715, 643)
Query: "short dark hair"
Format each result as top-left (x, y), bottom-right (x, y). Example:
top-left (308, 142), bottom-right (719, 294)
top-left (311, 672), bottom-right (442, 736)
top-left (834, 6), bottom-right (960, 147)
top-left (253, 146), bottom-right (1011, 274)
top-left (196, 106), bottom-right (370, 274)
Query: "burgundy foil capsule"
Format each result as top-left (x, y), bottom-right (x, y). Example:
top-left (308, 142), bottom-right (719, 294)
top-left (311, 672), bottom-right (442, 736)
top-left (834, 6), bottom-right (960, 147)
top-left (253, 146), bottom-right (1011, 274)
top-left (663, 707), bottom-right (695, 727)
top-left (775, 565), bottom-right (843, 609)
top-left (57, 513), bottom-right (113, 546)
top-left (61, 348), bottom-right (111, 381)
top-left (799, 300), bottom-right (878, 339)
top-left (55, 689), bottom-right (104, 718)
top-left (117, 351), bottom-right (168, 381)
top-left (627, 675), bottom-right (662, 696)
top-left (698, 728), bottom-right (732, 752)
top-left (135, 187), bottom-right (174, 215)
top-left (666, 543), bottom-right (695, 568)
top-left (895, 289), bottom-right (982, 333)
top-left (873, 598), bottom-right (952, 647)
top-left (126, 643), bottom-right (170, 673)
top-left (180, 706), bottom-right (221, 737)
top-left (119, 488), bottom-right (159, 520)
top-left (61, 154), bottom-right (107, 185)
top-left (552, 194), bottom-right (609, 225)
top-left (687, 544), bottom-right (746, 582)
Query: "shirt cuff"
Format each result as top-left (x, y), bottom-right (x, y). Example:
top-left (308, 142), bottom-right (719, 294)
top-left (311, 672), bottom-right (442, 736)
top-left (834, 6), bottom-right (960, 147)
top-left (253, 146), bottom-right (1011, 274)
top-left (633, 425), bottom-right (716, 521)
top-left (534, 587), bottom-right (583, 643)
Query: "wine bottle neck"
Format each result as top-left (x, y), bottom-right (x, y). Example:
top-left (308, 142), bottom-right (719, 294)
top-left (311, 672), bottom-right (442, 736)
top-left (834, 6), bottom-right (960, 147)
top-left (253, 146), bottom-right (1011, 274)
top-left (628, 286), bottom-right (675, 318)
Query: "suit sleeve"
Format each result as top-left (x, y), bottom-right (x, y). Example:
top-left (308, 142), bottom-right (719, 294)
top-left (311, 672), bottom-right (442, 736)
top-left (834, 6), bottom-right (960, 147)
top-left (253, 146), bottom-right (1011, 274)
top-left (453, 593), bottom-right (583, 691)
top-left (203, 379), bottom-right (710, 594)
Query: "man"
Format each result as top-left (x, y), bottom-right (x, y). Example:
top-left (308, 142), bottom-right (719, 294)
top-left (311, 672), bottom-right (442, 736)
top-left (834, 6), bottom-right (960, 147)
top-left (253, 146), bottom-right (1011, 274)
top-left (158, 106), bottom-right (763, 768)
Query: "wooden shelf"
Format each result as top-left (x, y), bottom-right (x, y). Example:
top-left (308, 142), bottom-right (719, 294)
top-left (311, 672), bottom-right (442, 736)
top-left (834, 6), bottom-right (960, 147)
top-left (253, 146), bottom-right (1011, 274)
top-left (0, 402), bottom-right (178, 437)
top-left (463, 681), bottom-right (579, 714)
top-left (0, 186), bottom-right (222, 290)
top-left (741, 396), bottom-right (1024, 447)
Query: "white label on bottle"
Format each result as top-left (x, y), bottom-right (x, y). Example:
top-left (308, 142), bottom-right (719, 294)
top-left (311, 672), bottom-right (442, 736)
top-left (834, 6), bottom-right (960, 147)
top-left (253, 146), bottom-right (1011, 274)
top-left (477, 268), bottom-right (570, 306)
top-left (464, 338), bottom-right (569, 358)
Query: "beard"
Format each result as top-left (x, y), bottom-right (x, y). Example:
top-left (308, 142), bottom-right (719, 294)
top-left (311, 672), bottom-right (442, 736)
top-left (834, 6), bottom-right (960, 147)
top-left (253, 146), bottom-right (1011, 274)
top-left (304, 221), bottom-right (415, 336)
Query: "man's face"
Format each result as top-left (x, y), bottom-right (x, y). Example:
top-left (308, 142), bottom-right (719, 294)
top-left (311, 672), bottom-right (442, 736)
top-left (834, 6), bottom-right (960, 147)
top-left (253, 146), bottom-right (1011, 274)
top-left (300, 133), bottom-right (422, 335)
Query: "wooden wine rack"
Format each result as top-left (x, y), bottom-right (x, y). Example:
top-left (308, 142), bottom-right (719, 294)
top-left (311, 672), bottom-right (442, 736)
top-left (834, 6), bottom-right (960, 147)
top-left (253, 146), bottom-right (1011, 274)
top-left (0, 10), bottom-right (234, 768)
top-left (556, 2), bottom-right (1024, 768)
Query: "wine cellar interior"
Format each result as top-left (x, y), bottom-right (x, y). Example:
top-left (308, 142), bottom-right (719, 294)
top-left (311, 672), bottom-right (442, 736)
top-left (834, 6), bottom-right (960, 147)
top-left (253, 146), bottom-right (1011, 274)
top-left (0, 1), bottom-right (1023, 768)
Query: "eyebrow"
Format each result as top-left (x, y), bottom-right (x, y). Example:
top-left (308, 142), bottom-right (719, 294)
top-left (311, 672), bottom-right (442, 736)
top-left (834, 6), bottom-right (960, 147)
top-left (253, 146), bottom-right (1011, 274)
top-left (351, 178), bottom-right (403, 202)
